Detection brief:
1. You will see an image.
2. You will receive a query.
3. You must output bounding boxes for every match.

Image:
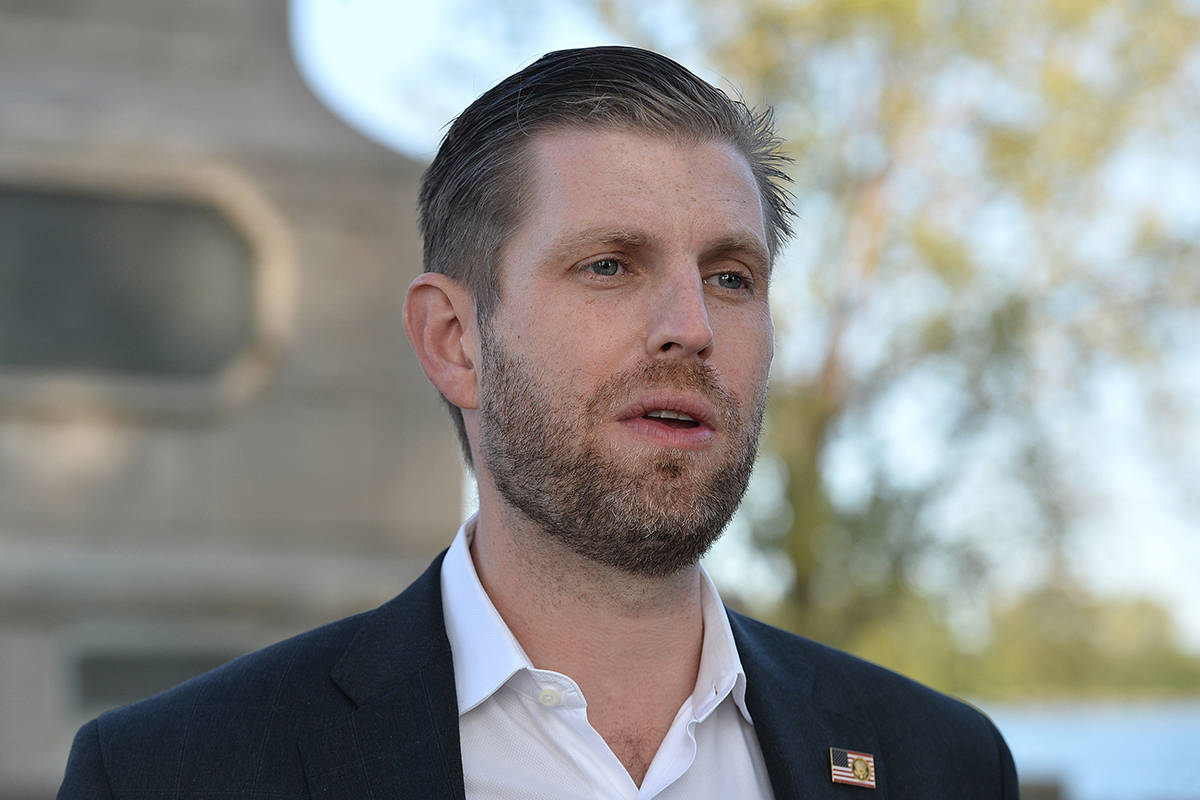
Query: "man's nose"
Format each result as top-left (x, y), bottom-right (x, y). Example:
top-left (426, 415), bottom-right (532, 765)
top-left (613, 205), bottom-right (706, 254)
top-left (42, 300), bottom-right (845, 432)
top-left (645, 271), bottom-right (714, 360)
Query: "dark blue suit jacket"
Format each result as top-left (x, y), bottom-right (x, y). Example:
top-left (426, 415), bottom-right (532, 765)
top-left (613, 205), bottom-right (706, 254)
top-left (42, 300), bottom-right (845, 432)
top-left (59, 554), bottom-right (1018, 798)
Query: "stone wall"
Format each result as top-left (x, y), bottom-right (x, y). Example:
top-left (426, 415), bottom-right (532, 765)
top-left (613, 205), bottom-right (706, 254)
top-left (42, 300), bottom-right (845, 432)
top-left (0, 2), bottom-right (462, 795)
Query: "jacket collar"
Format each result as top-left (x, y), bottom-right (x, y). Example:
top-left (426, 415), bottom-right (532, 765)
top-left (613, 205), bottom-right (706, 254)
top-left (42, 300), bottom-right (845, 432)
top-left (296, 552), bottom-right (887, 800)
top-left (298, 553), bottom-right (466, 800)
top-left (729, 609), bottom-right (887, 799)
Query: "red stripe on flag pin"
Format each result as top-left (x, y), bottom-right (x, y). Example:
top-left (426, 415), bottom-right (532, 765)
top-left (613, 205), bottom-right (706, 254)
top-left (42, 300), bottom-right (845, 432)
top-left (830, 746), bottom-right (876, 788)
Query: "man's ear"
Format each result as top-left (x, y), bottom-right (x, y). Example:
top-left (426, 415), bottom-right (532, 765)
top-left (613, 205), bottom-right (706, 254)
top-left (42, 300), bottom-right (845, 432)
top-left (403, 272), bottom-right (479, 410)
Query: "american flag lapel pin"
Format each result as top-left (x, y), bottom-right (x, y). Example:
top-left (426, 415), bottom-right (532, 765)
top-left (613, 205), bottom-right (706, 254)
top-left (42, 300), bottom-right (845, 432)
top-left (830, 746), bottom-right (876, 789)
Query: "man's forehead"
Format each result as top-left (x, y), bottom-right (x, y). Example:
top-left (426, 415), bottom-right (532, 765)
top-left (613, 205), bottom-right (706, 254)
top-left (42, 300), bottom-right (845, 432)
top-left (517, 128), bottom-right (769, 245)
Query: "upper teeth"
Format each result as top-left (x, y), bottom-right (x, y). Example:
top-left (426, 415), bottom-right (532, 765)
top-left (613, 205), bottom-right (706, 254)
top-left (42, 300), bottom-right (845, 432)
top-left (647, 410), bottom-right (695, 422)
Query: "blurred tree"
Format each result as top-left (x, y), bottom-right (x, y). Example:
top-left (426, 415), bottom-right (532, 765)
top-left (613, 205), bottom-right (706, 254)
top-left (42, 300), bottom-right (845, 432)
top-left (972, 588), bottom-right (1200, 697)
top-left (589, 0), bottom-right (1200, 693)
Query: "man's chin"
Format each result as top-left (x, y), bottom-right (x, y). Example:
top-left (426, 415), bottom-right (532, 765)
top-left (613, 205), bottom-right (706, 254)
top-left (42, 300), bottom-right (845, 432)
top-left (603, 436), bottom-right (728, 473)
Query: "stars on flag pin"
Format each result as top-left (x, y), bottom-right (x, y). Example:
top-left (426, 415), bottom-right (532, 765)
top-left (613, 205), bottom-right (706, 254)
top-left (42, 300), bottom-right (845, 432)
top-left (830, 746), bottom-right (876, 789)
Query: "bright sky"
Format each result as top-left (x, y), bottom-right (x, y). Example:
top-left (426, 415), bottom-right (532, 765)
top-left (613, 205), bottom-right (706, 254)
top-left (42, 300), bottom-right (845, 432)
top-left (289, 0), bottom-right (629, 160)
top-left (289, 0), bottom-right (1200, 653)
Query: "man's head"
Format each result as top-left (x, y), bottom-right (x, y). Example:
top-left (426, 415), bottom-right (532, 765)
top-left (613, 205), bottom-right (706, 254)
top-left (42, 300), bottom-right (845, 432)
top-left (405, 46), bottom-right (794, 576)
top-left (416, 45), bottom-right (794, 464)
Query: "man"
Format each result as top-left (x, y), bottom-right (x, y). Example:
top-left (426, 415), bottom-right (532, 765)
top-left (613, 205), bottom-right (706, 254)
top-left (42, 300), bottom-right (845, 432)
top-left (59, 46), bottom-right (1019, 798)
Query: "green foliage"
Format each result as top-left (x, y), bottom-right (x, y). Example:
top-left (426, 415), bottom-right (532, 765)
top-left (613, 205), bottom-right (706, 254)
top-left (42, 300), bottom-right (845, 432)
top-left (592, 0), bottom-right (1200, 697)
top-left (974, 589), bottom-right (1200, 698)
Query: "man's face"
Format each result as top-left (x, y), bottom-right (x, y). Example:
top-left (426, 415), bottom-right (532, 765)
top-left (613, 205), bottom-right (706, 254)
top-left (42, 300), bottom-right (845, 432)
top-left (475, 129), bottom-right (774, 576)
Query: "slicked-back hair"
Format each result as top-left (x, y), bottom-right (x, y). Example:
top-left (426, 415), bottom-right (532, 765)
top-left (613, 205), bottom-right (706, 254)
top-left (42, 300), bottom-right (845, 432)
top-left (417, 45), bottom-right (794, 467)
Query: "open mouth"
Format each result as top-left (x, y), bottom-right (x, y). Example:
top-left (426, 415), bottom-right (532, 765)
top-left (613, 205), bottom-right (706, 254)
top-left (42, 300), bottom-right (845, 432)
top-left (643, 410), bottom-right (700, 429)
top-left (618, 398), bottom-right (717, 450)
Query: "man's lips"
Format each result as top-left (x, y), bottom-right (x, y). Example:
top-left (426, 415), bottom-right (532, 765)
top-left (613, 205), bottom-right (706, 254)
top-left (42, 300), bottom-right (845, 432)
top-left (617, 393), bottom-right (719, 430)
top-left (615, 393), bottom-right (721, 449)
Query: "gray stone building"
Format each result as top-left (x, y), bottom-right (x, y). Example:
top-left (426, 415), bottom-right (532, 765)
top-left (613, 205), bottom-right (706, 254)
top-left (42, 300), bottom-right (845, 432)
top-left (0, 2), bottom-right (462, 796)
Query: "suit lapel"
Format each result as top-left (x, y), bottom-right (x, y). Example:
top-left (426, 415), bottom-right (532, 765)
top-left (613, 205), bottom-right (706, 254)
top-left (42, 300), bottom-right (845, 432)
top-left (299, 554), bottom-right (465, 800)
top-left (730, 611), bottom-right (887, 799)
top-left (296, 558), bottom-right (892, 799)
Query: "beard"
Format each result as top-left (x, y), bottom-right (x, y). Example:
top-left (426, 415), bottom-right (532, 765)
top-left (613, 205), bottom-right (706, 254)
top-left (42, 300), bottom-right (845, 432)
top-left (477, 329), bottom-right (765, 577)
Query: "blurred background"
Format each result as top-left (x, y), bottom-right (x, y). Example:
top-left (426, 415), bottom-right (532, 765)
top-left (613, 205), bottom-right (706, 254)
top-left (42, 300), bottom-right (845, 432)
top-left (1, 1), bottom-right (1197, 798)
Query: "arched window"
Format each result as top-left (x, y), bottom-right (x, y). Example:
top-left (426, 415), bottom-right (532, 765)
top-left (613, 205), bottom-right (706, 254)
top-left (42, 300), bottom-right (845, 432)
top-left (0, 186), bottom-right (254, 378)
top-left (0, 168), bottom-right (293, 418)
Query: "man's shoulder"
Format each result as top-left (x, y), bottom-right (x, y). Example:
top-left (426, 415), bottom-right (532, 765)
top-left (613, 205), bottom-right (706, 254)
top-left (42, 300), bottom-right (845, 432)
top-left (76, 608), bottom-right (367, 794)
top-left (729, 608), bottom-right (984, 721)
top-left (62, 555), bottom-right (451, 797)
top-left (98, 553), bottom-right (448, 728)
top-left (727, 610), bottom-right (1008, 750)
top-left (729, 610), bottom-right (1018, 797)
top-left (102, 605), bottom-right (369, 729)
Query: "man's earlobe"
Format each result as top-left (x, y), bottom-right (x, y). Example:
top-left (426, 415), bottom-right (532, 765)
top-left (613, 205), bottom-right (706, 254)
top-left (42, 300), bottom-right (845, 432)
top-left (403, 273), bottom-right (479, 410)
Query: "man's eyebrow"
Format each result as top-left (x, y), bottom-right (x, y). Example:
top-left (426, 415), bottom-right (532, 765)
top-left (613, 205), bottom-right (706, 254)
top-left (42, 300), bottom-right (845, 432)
top-left (547, 228), bottom-right (769, 273)
top-left (701, 234), bottom-right (771, 274)
top-left (551, 228), bottom-right (648, 260)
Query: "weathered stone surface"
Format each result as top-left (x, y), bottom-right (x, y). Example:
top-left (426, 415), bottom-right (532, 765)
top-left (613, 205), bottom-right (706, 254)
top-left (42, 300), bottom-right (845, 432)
top-left (0, 2), bottom-right (461, 795)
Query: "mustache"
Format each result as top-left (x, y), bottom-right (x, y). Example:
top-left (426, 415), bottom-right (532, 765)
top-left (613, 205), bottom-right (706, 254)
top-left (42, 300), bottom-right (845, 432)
top-left (585, 360), bottom-right (741, 427)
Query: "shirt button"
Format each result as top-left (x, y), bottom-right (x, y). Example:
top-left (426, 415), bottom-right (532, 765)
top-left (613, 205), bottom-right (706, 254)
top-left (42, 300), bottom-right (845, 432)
top-left (537, 687), bottom-right (562, 707)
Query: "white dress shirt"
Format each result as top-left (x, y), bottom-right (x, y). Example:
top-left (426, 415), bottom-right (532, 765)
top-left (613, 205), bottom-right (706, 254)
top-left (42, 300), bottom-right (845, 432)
top-left (440, 516), bottom-right (775, 800)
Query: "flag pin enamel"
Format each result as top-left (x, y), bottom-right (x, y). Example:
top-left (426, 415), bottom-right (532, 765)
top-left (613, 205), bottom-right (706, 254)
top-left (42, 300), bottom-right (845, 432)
top-left (830, 747), bottom-right (876, 789)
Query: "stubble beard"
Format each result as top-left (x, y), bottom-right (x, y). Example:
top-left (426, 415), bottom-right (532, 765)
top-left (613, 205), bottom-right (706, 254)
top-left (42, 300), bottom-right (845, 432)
top-left (477, 330), bottom-right (765, 577)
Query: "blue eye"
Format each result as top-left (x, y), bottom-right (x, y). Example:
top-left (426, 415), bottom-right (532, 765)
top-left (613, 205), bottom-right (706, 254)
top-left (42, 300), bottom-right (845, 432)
top-left (710, 272), bottom-right (746, 290)
top-left (588, 258), bottom-right (622, 276)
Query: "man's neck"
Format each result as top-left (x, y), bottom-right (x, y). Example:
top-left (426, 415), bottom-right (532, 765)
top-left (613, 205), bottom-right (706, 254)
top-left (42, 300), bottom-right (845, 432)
top-left (470, 499), bottom-right (706, 785)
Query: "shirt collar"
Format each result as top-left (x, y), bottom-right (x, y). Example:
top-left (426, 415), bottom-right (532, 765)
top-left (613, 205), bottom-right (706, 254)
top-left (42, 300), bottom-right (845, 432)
top-left (440, 514), bottom-right (753, 724)
top-left (694, 563), bottom-right (753, 724)
top-left (441, 515), bottom-right (533, 714)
